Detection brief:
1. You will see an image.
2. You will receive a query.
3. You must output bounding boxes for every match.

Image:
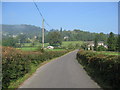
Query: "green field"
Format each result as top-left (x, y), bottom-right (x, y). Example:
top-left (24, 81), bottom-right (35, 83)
top-left (45, 49), bottom-right (67, 51)
top-left (23, 41), bottom-right (83, 47)
top-left (17, 47), bottom-right (38, 51)
top-left (23, 43), bottom-right (49, 47)
top-left (18, 41), bottom-right (83, 51)
top-left (96, 51), bottom-right (120, 55)
top-left (17, 47), bottom-right (67, 52)
top-left (61, 41), bottom-right (83, 47)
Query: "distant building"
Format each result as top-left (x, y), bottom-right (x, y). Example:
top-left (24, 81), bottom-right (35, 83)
top-left (12, 35), bottom-right (17, 38)
top-left (85, 41), bottom-right (107, 50)
top-left (64, 36), bottom-right (69, 41)
top-left (98, 41), bottom-right (104, 46)
top-left (86, 41), bottom-right (94, 50)
top-left (47, 46), bottom-right (54, 49)
top-left (34, 36), bottom-right (37, 39)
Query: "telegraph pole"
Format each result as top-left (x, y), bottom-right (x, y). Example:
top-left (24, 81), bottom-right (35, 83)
top-left (42, 18), bottom-right (44, 49)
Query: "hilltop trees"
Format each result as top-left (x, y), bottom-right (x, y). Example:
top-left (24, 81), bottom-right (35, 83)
top-left (3, 25), bottom-right (109, 43)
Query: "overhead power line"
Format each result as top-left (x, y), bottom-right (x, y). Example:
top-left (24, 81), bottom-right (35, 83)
top-left (33, 1), bottom-right (44, 19)
top-left (33, 0), bottom-right (53, 29)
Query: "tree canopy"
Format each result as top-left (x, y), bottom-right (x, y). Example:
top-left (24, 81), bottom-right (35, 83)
top-left (46, 31), bottom-right (62, 46)
top-left (107, 32), bottom-right (116, 51)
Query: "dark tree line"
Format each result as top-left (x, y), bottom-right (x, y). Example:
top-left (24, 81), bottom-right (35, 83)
top-left (45, 29), bottom-right (108, 42)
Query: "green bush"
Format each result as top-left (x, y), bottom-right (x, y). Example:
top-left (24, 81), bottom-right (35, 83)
top-left (76, 50), bottom-right (120, 89)
top-left (2, 47), bottom-right (31, 88)
top-left (97, 45), bottom-right (107, 51)
top-left (2, 47), bottom-right (69, 89)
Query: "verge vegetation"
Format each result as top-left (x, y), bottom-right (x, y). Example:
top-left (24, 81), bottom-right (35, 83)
top-left (76, 50), bottom-right (120, 89)
top-left (2, 46), bottom-right (70, 89)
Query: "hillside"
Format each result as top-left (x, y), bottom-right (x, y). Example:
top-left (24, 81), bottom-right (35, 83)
top-left (2, 24), bottom-right (45, 38)
top-left (2, 24), bottom-right (108, 42)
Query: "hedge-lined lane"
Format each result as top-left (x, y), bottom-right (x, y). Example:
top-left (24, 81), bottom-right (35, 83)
top-left (19, 50), bottom-right (100, 88)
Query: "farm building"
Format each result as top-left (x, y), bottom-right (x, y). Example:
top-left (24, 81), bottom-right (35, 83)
top-left (47, 46), bottom-right (54, 49)
top-left (85, 41), bottom-right (107, 50)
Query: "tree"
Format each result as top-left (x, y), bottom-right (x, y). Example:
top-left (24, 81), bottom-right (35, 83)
top-left (116, 34), bottom-right (120, 52)
top-left (97, 45), bottom-right (106, 51)
top-left (2, 37), bottom-right (17, 47)
top-left (17, 34), bottom-right (27, 43)
top-left (81, 43), bottom-right (88, 50)
top-left (47, 31), bottom-right (62, 46)
top-left (75, 43), bottom-right (80, 49)
top-left (67, 43), bottom-right (75, 49)
top-left (60, 27), bottom-right (63, 41)
top-left (60, 27), bottom-right (62, 33)
top-left (107, 32), bottom-right (116, 51)
top-left (16, 34), bottom-right (28, 47)
top-left (94, 36), bottom-right (98, 51)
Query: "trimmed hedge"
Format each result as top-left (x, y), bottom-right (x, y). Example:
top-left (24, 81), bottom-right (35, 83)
top-left (2, 47), bottom-right (69, 88)
top-left (76, 50), bottom-right (120, 89)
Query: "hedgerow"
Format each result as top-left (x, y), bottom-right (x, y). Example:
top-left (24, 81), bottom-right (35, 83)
top-left (76, 50), bottom-right (120, 89)
top-left (2, 47), bottom-right (69, 89)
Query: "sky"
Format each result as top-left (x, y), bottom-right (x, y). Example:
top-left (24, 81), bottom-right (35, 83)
top-left (2, 2), bottom-right (118, 34)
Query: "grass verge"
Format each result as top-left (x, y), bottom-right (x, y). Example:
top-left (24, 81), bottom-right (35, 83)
top-left (96, 51), bottom-right (120, 56)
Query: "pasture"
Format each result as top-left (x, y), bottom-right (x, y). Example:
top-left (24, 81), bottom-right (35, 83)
top-left (96, 51), bottom-right (120, 55)
top-left (17, 41), bottom-right (83, 51)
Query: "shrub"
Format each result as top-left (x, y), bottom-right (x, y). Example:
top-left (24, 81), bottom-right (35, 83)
top-left (97, 45), bottom-right (107, 51)
top-left (76, 50), bottom-right (120, 89)
top-left (2, 46), bottom-right (69, 89)
top-left (2, 47), bottom-right (31, 88)
top-left (37, 47), bottom-right (45, 53)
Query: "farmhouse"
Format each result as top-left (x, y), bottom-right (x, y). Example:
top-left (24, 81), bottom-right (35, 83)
top-left (86, 41), bottom-right (107, 50)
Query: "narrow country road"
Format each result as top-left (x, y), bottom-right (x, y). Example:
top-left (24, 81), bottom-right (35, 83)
top-left (19, 50), bottom-right (100, 88)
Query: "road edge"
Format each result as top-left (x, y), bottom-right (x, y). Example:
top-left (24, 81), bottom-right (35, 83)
top-left (17, 49), bottom-right (76, 89)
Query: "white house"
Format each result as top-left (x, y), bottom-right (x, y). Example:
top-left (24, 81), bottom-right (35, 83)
top-left (86, 41), bottom-right (107, 50)
top-left (47, 46), bottom-right (54, 49)
top-left (64, 36), bottom-right (69, 41)
top-left (98, 41), bottom-right (104, 46)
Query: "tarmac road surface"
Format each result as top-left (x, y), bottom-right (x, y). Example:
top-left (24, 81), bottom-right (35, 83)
top-left (19, 50), bottom-right (100, 88)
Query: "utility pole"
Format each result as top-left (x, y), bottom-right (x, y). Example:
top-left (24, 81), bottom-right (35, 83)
top-left (42, 18), bottom-right (44, 49)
